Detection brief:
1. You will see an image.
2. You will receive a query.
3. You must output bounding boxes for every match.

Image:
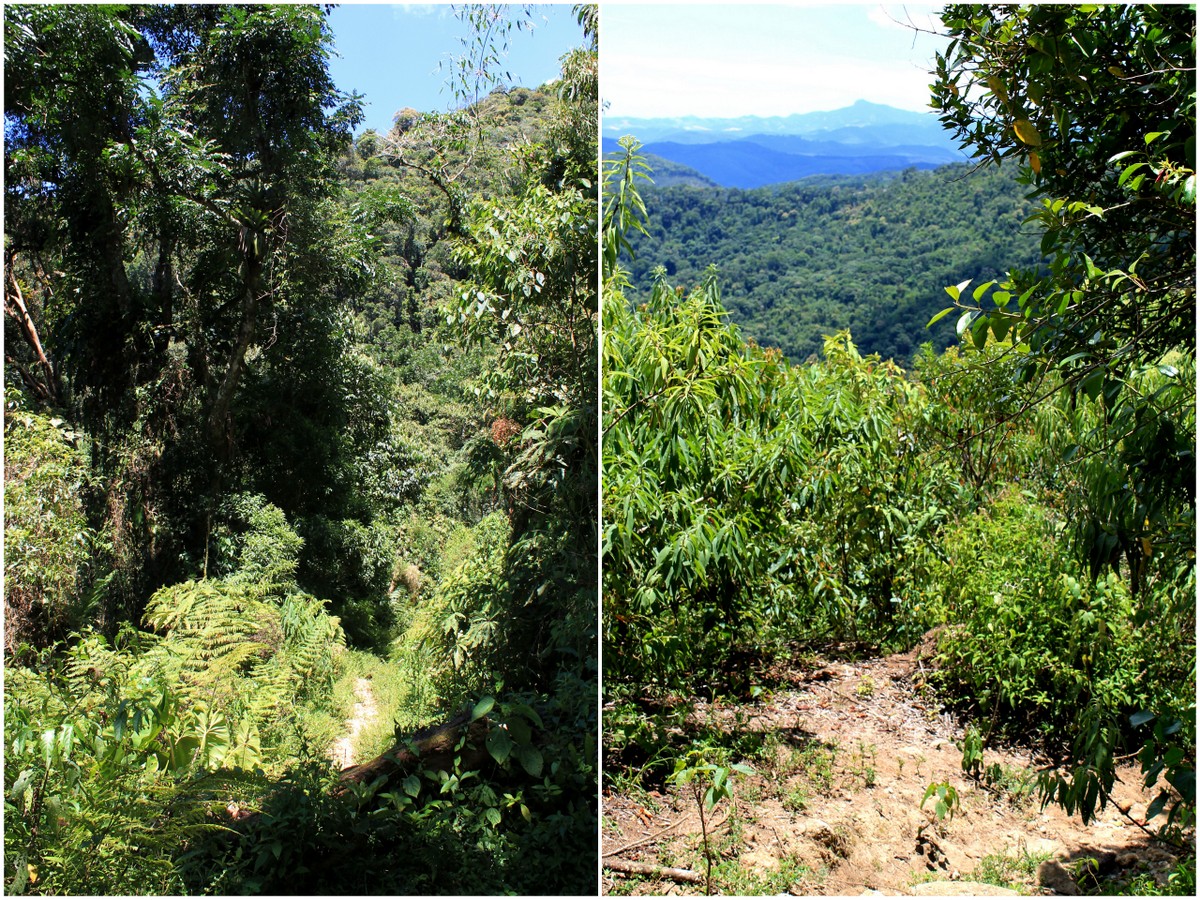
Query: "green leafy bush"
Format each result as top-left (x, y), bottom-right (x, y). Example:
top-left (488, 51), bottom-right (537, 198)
top-left (3, 403), bottom-right (94, 653)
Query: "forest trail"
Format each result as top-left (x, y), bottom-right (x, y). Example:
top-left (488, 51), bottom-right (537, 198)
top-left (602, 641), bottom-right (1182, 896)
top-left (332, 677), bottom-right (380, 770)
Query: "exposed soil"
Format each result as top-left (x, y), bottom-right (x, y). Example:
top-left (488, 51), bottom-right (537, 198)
top-left (602, 638), bottom-right (1187, 896)
top-left (331, 677), bottom-right (379, 770)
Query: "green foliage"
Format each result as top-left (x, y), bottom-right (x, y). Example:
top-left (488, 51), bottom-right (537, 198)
top-left (4, 640), bottom-right (267, 895)
top-left (604, 269), bottom-right (808, 693)
top-left (932, 5), bottom-right (1194, 393)
top-left (604, 118), bottom-right (1193, 850)
top-left (970, 848), bottom-right (1052, 891)
top-left (5, 3), bottom-right (598, 895)
top-left (623, 163), bottom-right (1043, 363)
top-left (399, 511), bottom-right (513, 709)
top-left (1109, 857), bottom-right (1196, 897)
top-left (602, 136), bottom-right (653, 277)
top-left (669, 748), bottom-right (754, 895)
top-left (5, 2), bottom-right (370, 619)
top-left (926, 487), bottom-right (1194, 831)
top-left (911, 340), bottom-right (1042, 497)
top-left (930, 12), bottom-right (1195, 773)
top-left (789, 332), bottom-right (960, 645)
top-left (928, 9), bottom-right (1196, 832)
top-left (3, 402), bottom-right (94, 653)
top-left (189, 694), bottom-right (595, 895)
top-left (930, 492), bottom-right (1134, 728)
top-left (921, 781), bottom-right (961, 821)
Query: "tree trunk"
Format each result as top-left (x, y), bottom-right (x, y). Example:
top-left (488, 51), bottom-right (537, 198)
top-left (334, 711), bottom-right (493, 795)
top-left (206, 247), bottom-right (264, 459)
top-left (4, 259), bottom-right (61, 406)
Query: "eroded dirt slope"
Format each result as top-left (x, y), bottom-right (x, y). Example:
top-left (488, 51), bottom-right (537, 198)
top-left (603, 642), bottom-right (1184, 896)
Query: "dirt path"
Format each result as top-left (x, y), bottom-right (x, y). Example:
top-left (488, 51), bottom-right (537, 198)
top-left (602, 643), bottom-right (1183, 896)
top-left (332, 677), bottom-right (379, 770)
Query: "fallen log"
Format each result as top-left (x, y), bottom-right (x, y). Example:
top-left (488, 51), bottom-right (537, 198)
top-left (604, 857), bottom-right (704, 885)
top-left (333, 711), bottom-right (493, 795)
top-left (222, 711), bottom-right (500, 832)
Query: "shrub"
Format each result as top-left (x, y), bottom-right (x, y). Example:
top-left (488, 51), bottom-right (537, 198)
top-left (3, 403), bottom-right (93, 654)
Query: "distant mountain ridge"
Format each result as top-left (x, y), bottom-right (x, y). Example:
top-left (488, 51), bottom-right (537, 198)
top-left (603, 100), bottom-right (957, 143)
top-left (603, 100), bottom-right (966, 188)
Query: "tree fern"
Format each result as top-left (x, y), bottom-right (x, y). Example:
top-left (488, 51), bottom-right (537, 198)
top-left (4, 643), bottom-right (265, 895)
top-left (142, 579), bottom-right (273, 704)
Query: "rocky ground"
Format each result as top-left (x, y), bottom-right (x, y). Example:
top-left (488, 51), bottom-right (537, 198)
top-left (602, 638), bottom-right (1189, 896)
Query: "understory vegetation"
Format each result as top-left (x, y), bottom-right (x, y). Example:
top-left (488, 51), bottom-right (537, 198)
top-left (5, 3), bottom-right (596, 894)
top-left (603, 4), bottom-right (1194, 893)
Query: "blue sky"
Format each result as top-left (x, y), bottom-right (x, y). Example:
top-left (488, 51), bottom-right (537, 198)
top-left (602, 3), bottom-right (949, 118)
top-left (327, 3), bottom-right (585, 135)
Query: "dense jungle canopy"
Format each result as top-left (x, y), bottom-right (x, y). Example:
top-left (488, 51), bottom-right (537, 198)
top-left (4, 3), bottom-right (598, 894)
top-left (602, 3), bottom-right (1194, 894)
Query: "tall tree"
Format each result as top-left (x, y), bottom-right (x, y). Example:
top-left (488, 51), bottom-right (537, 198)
top-left (4, 4), bottom-right (365, 621)
top-left (929, 3), bottom-right (1195, 838)
top-left (931, 4), bottom-right (1194, 394)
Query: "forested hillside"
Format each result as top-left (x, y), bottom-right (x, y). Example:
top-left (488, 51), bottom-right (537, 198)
top-left (603, 4), bottom-right (1194, 895)
top-left (4, 4), bottom-right (597, 895)
top-left (624, 163), bottom-right (1045, 363)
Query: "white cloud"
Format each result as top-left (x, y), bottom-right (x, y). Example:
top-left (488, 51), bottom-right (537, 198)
top-left (604, 50), bottom-right (937, 118)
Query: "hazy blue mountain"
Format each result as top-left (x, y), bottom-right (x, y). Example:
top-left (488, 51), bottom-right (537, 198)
top-left (604, 136), bottom-right (944, 189)
top-left (603, 101), bottom-right (966, 188)
top-left (603, 100), bottom-right (959, 145)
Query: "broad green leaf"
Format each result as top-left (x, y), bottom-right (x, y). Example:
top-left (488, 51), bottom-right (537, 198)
top-left (927, 306), bottom-right (956, 328)
top-left (470, 696), bottom-right (495, 722)
top-left (516, 744), bottom-right (543, 778)
top-left (945, 278), bottom-right (973, 301)
top-left (1146, 791), bottom-right (1169, 820)
top-left (971, 317), bottom-right (989, 350)
top-left (1118, 161), bottom-right (1147, 186)
top-left (972, 280), bottom-right (997, 302)
top-left (486, 728), bottom-right (514, 765)
top-left (956, 310), bottom-right (976, 340)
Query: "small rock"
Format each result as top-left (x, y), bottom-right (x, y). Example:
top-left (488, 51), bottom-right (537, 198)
top-left (1037, 860), bottom-right (1080, 895)
top-left (1116, 800), bottom-right (1132, 815)
top-left (741, 849), bottom-right (781, 872)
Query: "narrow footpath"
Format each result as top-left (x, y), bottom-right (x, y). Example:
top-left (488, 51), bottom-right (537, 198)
top-left (332, 677), bottom-right (379, 770)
